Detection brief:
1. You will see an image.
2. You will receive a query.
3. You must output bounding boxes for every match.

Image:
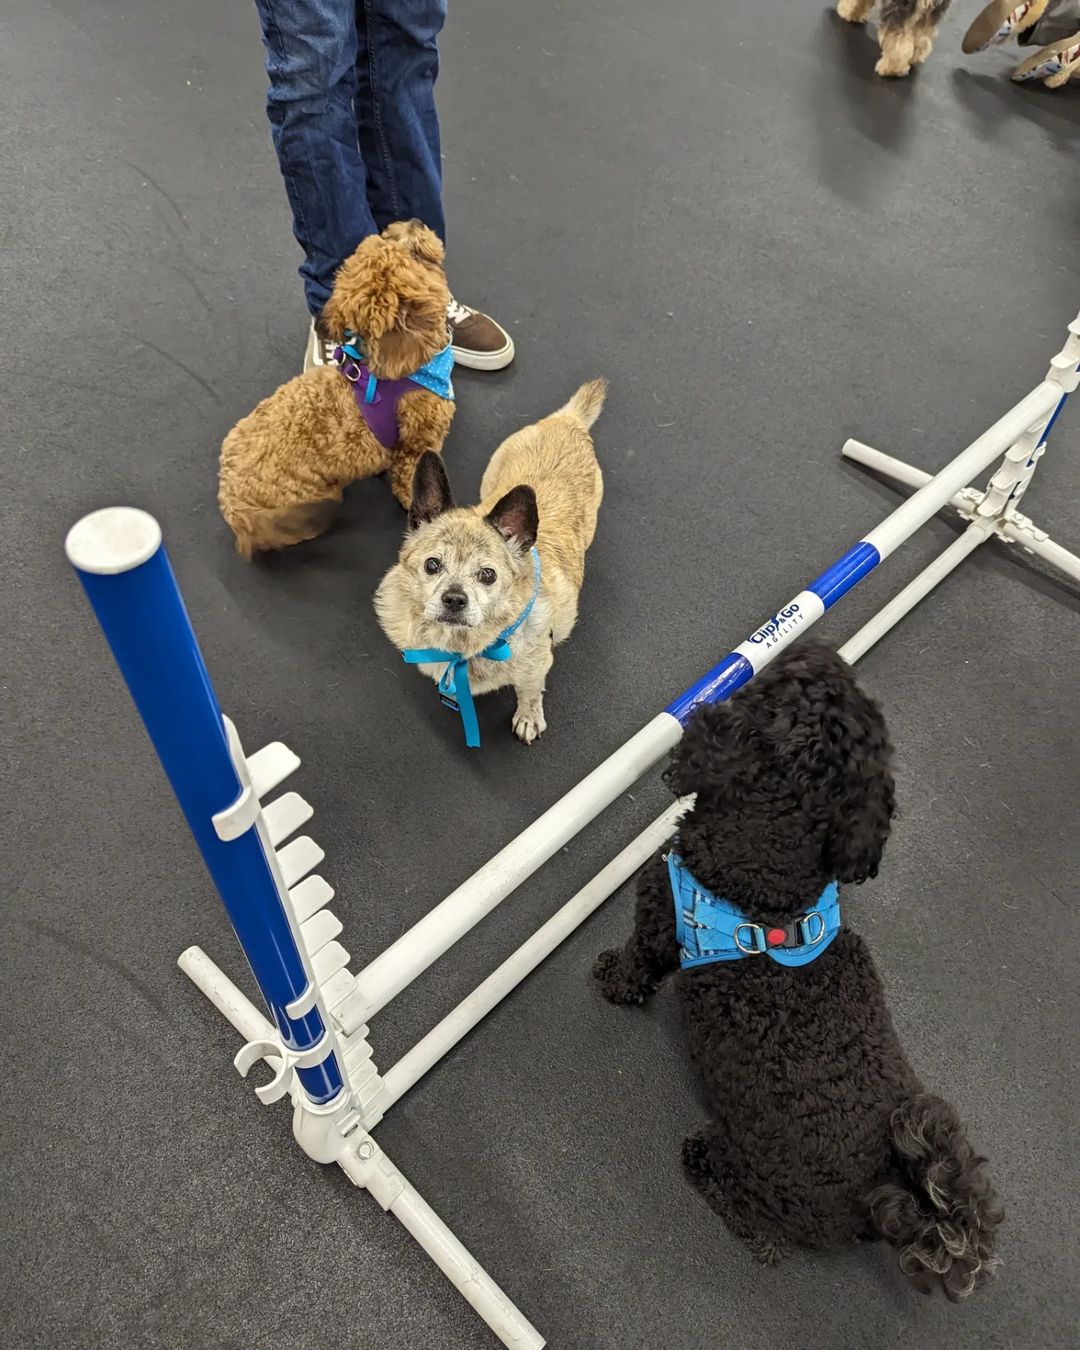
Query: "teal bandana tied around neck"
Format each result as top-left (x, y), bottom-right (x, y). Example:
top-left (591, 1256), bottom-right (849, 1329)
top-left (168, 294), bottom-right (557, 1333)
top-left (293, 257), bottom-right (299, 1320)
top-left (402, 548), bottom-right (542, 748)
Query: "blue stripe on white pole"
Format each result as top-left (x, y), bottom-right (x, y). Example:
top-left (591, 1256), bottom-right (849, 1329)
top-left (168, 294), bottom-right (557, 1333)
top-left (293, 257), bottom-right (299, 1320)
top-left (666, 376), bottom-right (1065, 725)
top-left (665, 540), bottom-right (881, 722)
top-left (65, 507), bottom-right (344, 1105)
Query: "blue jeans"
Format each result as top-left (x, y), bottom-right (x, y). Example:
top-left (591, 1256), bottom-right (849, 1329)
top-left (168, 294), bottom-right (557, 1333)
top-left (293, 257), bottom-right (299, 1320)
top-left (254, 0), bottom-right (447, 317)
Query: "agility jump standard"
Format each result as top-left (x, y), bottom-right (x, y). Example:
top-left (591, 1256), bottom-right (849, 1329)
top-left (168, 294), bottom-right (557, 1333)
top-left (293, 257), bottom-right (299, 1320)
top-left (66, 307), bottom-right (1078, 1348)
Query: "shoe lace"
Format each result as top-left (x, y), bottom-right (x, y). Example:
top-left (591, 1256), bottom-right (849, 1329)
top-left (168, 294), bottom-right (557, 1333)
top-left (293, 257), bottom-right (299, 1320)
top-left (446, 296), bottom-right (474, 326)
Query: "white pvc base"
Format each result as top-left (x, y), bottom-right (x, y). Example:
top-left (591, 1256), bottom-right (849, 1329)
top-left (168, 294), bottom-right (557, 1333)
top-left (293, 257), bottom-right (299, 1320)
top-left (179, 946), bottom-right (544, 1350)
top-left (842, 438), bottom-right (1080, 585)
top-left (839, 436), bottom-right (1080, 661)
top-left (379, 797), bottom-right (689, 1111)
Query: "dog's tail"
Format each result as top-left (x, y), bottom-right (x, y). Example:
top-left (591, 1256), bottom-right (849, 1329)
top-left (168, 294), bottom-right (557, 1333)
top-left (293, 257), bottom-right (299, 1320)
top-left (221, 499), bottom-right (340, 559)
top-left (555, 378), bottom-right (607, 431)
top-left (867, 1094), bottom-right (1003, 1301)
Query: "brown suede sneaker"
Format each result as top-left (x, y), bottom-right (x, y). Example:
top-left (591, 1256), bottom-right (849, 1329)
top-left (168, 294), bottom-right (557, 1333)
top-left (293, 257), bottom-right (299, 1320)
top-left (446, 296), bottom-right (515, 372)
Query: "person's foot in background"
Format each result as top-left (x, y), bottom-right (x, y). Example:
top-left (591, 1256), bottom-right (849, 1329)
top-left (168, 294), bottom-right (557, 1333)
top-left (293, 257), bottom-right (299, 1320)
top-left (963, 0), bottom-right (1080, 85)
top-left (446, 296), bottom-right (514, 371)
top-left (962, 0), bottom-right (1049, 53)
top-left (304, 296), bottom-right (514, 375)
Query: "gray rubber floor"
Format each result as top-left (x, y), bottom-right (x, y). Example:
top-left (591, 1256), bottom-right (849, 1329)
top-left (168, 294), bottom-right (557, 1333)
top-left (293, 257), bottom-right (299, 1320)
top-left (3, 1), bottom-right (1079, 1347)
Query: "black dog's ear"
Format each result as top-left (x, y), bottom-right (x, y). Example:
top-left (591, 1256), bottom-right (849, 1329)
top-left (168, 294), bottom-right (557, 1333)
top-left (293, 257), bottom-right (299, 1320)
top-left (663, 702), bottom-right (734, 799)
top-left (820, 703), bottom-right (895, 884)
top-left (486, 485), bottom-right (538, 551)
top-left (409, 452), bottom-right (454, 530)
top-left (773, 649), bottom-right (895, 884)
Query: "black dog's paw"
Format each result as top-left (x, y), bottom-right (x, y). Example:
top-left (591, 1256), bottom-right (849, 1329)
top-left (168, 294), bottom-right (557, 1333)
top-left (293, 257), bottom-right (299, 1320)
top-left (591, 949), bottom-right (641, 1004)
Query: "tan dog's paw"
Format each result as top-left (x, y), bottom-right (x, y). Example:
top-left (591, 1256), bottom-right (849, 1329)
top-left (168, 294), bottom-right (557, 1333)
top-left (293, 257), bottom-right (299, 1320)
top-left (875, 52), bottom-right (912, 76)
top-left (836, 0), bottom-right (873, 23)
top-left (876, 30), bottom-right (915, 76)
top-left (512, 702), bottom-right (547, 745)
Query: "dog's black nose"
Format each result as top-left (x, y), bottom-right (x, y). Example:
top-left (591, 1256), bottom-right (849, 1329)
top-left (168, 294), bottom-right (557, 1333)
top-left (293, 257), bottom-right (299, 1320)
top-left (441, 588), bottom-right (467, 613)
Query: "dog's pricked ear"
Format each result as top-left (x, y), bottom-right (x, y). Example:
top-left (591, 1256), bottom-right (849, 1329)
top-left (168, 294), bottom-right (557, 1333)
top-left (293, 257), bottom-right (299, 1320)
top-left (409, 452), bottom-right (454, 530)
top-left (486, 486), bottom-right (538, 551)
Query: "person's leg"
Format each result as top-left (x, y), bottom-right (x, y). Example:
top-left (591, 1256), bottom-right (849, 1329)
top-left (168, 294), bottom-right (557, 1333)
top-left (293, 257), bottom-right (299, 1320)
top-left (354, 0), bottom-right (446, 239)
top-left (353, 0), bottom-right (514, 370)
top-left (254, 0), bottom-right (378, 320)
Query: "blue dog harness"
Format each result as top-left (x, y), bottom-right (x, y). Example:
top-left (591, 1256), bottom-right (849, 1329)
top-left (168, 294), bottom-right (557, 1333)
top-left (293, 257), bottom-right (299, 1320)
top-left (401, 548), bottom-right (542, 749)
top-left (668, 852), bottom-right (841, 970)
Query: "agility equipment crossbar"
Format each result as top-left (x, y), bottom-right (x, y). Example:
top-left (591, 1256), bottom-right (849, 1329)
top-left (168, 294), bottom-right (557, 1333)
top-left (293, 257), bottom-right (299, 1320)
top-left (66, 306), bottom-right (1078, 1347)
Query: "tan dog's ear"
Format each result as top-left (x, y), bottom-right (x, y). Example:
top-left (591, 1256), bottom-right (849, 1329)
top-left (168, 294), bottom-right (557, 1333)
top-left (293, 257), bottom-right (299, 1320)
top-left (486, 486), bottom-right (538, 551)
top-left (409, 452), bottom-right (455, 531)
top-left (320, 239), bottom-right (401, 344)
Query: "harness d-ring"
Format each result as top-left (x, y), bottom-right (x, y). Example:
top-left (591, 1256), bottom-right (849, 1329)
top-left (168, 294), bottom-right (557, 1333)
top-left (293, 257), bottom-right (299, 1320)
top-left (732, 922), bottom-right (766, 955)
top-left (799, 911), bottom-right (826, 946)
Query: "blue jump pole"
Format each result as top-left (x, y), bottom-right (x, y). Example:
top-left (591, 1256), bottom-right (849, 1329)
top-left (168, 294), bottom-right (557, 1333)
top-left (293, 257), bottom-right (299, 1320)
top-left (65, 507), bottom-right (344, 1105)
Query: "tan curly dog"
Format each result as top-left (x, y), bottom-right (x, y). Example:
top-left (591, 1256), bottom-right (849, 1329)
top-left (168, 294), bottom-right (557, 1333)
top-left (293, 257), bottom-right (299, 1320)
top-left (218, 220), bottom-right (455, 557)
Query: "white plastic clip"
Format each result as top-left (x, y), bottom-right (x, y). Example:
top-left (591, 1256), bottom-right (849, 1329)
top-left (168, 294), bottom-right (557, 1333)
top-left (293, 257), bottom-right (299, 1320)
top-left (234, 1038), bottom-right (294, 1104)
top-left (233, 1031), bottom-right (338, 1103)
top-left (212, 783), bottom-right (260, 842)
top-left (285, 983), bottom-right (318, 1018)
top-left (213, 716), bottom-right (263, 841)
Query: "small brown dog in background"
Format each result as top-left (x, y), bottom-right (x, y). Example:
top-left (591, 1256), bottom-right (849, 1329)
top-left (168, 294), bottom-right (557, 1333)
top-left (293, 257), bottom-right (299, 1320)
top-left (374, 380), bottom-right (606, 745)
top-left (838, 0), bottom-right (951, 76)
top-left (218, 220), bottom-right (455, 558)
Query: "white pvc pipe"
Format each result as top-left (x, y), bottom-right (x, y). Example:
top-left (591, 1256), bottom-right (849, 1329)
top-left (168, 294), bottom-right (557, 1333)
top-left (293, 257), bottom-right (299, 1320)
top-left (380, 798), bottom-right (689, 1110)
top-left (1009, 529), bottom-right (1080, 584)
top-left (353, 712), bottom-right (683, 1018)
top-left (180, 947), bottom-right (544, 1350)
top-left (180, 945), bottom-right (278, 1045)
top-left (842, 439), bottom-right (949, 494)
top-left (858, 383), bottom-right (1059, 557)
top-left (339, 1146), bottom-right (545, 1349)
top-left (843, 438), bottom-right (1080, 585)
top-left (837, 522), bottom-right (993, 665)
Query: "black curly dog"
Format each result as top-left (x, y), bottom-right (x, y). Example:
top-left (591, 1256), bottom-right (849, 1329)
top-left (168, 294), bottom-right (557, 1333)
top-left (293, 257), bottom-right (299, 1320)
top-left (593, 644), bottom-right (1002, 1299)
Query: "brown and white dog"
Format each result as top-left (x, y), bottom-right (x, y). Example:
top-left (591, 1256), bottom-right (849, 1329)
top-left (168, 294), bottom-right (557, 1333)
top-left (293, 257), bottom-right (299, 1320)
top-left (374, 380), bottom-right (606, 745)
top-left (218, 220), bottom-right (455, 557)
top-left (838, 0), bottom-right (951, 77)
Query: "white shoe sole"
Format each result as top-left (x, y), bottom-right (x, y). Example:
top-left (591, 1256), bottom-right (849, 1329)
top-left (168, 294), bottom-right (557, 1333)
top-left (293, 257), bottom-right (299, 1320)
top-left (451, 335), bottom-right (516, 372)
top-left (303, 318), bottom-right (334, 374)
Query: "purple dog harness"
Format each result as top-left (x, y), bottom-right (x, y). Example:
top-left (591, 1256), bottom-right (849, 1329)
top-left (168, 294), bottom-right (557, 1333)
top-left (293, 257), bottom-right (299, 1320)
top-left (334, 334), bottom-right (455, 449)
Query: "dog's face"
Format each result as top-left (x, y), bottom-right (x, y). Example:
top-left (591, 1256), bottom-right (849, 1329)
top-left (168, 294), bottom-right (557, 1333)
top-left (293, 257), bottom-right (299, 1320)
top-left (670, 644), bottom-right (896, 906)
top-left (319, 220), bottom-right (450, 379)
top-left (375, 453), bottom-right (539, 654)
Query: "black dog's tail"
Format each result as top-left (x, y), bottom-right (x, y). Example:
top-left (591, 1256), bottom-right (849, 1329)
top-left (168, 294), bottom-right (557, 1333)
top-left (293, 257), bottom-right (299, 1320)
top-left (867, 1094), bottom-right (1003, 1300)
